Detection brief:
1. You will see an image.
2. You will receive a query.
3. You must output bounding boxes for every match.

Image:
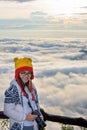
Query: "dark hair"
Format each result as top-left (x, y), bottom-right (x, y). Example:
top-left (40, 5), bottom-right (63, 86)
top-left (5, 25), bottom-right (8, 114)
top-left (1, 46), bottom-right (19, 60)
top-left (17, 76), bottom-right (27, 94)
top-left (17, 75), bottom-right (32, 95)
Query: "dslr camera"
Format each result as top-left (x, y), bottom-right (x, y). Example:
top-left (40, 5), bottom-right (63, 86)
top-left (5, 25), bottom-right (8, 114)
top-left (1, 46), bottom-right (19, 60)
top-left (32, 110), bottom-right (46, 130)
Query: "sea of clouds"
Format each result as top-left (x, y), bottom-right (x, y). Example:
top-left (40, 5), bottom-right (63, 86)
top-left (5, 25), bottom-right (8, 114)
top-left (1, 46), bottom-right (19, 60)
top-left (0, 38), bottom-right (87, 130)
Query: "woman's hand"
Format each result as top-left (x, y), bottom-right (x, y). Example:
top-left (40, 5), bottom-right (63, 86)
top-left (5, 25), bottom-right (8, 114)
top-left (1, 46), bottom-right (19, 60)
top-left (26, 112), bottom-right (37, 121)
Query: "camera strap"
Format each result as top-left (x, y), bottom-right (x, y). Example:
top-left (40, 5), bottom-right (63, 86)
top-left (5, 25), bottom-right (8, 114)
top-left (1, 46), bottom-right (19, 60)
top-left (26, 93), bottom-right (34, 111)
top-left (26, 89), bottom-right (39, 111)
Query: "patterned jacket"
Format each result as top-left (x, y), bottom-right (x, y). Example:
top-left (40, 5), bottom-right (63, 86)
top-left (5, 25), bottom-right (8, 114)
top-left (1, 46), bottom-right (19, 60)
top-left (4, 79), bottom-right (39, 130)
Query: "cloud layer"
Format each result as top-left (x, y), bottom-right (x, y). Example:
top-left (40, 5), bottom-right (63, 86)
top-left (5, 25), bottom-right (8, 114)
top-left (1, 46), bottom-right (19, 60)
top-left (0, 38), bottom-right (87, 129)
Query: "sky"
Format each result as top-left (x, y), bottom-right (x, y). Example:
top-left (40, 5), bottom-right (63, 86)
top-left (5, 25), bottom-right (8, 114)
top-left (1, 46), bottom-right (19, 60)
top-left (0, 0), bottom-right (87, 39)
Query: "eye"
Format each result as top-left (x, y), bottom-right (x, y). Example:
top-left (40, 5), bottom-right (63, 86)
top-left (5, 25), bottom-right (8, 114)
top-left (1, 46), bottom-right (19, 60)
top-left (20, 72), bottom-right (26, 75)
top-left (20, 71), bottom-right (32, 76)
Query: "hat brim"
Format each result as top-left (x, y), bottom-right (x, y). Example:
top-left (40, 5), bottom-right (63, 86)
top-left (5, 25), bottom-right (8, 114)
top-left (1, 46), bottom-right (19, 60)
top-left (15, 66), bottom-right (34, 80)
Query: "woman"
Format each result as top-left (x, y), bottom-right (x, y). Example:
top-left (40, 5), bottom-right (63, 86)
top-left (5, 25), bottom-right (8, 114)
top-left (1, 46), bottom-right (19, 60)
top-left (4, 57), bottom-right (45, 130)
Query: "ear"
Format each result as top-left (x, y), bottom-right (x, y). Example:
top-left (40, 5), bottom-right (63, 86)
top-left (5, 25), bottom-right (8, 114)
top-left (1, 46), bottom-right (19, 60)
top-left (24, 57), bottom-right (32, 62)
top-left (14, 57), bottom-right (18, 62)
top-left (28, 58), bottom-right (32, 62)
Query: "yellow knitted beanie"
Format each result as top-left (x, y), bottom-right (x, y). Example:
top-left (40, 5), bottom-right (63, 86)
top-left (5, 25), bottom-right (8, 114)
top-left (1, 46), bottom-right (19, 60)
top-left (14, 57), bottom-right (34, 80)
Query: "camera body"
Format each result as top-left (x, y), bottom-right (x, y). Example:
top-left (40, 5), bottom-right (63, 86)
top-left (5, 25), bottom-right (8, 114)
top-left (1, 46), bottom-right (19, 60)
top-left (32, 110), bottom-right (46, 130)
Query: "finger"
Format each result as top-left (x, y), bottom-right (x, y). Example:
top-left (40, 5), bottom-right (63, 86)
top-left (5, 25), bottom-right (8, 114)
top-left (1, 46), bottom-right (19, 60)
top-left (32, 115), bottom-right (37, 119)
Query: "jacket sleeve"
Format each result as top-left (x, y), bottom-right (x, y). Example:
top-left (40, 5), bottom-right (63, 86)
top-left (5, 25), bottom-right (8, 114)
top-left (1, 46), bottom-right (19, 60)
top-left (4, 85), bottom-right (26, 122)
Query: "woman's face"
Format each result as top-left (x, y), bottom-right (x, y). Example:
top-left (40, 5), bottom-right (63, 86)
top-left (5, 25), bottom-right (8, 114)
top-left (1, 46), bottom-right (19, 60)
top-left (19, 70), bottom-right (32, 84)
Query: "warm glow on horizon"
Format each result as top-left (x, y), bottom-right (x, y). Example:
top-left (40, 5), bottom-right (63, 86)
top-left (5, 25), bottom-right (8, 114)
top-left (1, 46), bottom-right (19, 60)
top-left (0, 0), bottom-right (87, 36)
